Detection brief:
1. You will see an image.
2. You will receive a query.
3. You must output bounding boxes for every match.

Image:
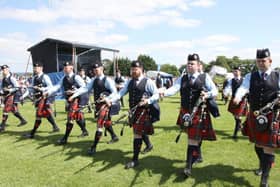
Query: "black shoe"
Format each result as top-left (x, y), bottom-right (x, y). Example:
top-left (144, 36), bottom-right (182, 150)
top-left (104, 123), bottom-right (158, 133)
top-left (52, 127), bottom-right (60, 132)
top-left (17, 120), bottom-right (27, 127)
top-left (125, 161), bottom-right (139, 169)
top-left (232, 135), bottom-right (238, 140)
top-left (57, 137), bottom-right (67, 145)
top-left (78, 131), bottom-right (89, 137)
top-left (107, 137), bottom-right (119, 144)
top-left (183, 168), bottom-right (192, 177)
top-left (254, 168), bottom-right (263, 176)
top-left (141, 145), bottom-right (153, 154)
top-left (88, 147), bottom-right (96, 155)
top-left (23, 133), bottom-right (34, 139)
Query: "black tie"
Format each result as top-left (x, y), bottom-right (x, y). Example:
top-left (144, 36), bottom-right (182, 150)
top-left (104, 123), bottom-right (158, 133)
top-left (189, 75), bottom-right (194, 85)
top-left (133, 78), bottom-right (138, 88)
top-left (261, 72), bottom-right (266, 80)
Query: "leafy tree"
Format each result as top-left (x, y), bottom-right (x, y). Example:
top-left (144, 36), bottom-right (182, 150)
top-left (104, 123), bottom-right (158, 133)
top-left (179, 64), bottom-right (186, 74)
top-left (108, 57), bottom-right (131, 76)
top-left (137, 54), bottom-right (157, 71)
top-left (160, 64), bottom-right (179, 76)
top-left (211, 56), bottom-right (231, 70)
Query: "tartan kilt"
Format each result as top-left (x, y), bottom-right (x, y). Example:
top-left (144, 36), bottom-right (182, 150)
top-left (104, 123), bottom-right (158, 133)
top-left (228, 98), bottom-right (248, 116)
top-left (96, 103), bottom-right (112, 128)
top-left (67, 98), bottom-right (84, 121)
top-left (132, 107), bottom-right (154, 135)
top-left (176, 108), bottom-right (216, 141)
top-left (242, 111), bottom-right (280, 148)
top-left (3, 95), bottom-right (18, 113)
top-left (36, 97), bottom-right (52, 118)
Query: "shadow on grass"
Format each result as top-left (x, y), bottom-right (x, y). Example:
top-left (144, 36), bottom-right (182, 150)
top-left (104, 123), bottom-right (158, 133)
top-left (3, 129), bottom-right (94, 158)
top-left (154, 125), bottom-right (179, 131)
top-left (173, 164), bottom-right (254, 187)
top-left (215, 129), bottom-right (249, 142)
top-left (73, 149), bottom-right (183, 186)
top-left (128, 156), bottom-right (182, 186)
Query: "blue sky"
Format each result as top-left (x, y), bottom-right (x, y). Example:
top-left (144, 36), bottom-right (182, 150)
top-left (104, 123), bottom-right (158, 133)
top-left (1, 0), bottom-right (280, 72)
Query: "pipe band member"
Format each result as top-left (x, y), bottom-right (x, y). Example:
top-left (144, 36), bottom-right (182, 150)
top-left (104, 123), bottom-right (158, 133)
top-left (233, 48), bottom-right (280, 187)
top-left (70, 60), bottom-right (120, 155)
top-left (22, 62), bottom-right (59, 138)
top-left (162, 53), bottom-right (218, 177)
top-left (0, 65), bottom-right (27, 132)
top-left (46, 61), bottom-right (89, 144)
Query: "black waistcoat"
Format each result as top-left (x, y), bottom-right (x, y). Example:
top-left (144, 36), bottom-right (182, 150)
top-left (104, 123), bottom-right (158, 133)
top-left (249, 71), bottom-right (279, 111)
top-left (180, 74), bottom-right (205, 110)
top-left (93, 77), bottom-right (111, 101)
top-left (63, 75), bottom-right (80, 98)
top-left (231, 78), bottom-right (243, 97)
top-left (33, 74), bottom-right (46, 98)
top-left (128, 78), bottom-right (148, 108)
top-left (2, 76), bottom-right (14, 95)
top-left (2, 76), bottom-right (13, 89)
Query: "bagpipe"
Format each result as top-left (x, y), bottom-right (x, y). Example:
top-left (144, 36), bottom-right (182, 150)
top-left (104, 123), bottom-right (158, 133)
top-left (33, 88), bottom-right (58, 117)
top-left (94, 92), bottom-right (120, 117)
top-left (119, 104), bottom-right (139, 136)
top-left (118, 92), bottom-right (160, 136)
top-left (175, 95), bottom-right (207, 143)
top-left (65, 86), bottom-right (88, 109)
top-left (94, 92), bottom-right (111, 117)
top-left (0, 85), bottom-right (18, 97)
top-left (65, 85), bottom-right (77, 97)
top-left (94, 92), bottom-right (121, 136)
top-left (1, 85), bottom-right (28, 105)
top-left (253, 91), bottom-right (280, 132)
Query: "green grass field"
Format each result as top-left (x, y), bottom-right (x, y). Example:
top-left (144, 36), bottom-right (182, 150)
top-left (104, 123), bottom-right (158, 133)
top-left (0, 95), bottom-right (279, 187)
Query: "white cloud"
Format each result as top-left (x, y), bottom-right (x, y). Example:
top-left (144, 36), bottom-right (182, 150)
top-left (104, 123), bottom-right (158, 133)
top-left (190, 0), bottom-right (216, 7)
top-left (0, 0), bottom-right (201, 29)
top-left (116, 34), bottom-right (240, 65)
top-left (169, 17), bottom-right (201, 27)
top-left (102, 34), bottom-right (128, 45)
top-left (197, 34), bottom-right (240, 46)
top-left (0, 33), bottom-right (32, 72)
top-left (40, 21), bottom-right (127, 46)
top-left (0, 7), bottom-right (58, 23)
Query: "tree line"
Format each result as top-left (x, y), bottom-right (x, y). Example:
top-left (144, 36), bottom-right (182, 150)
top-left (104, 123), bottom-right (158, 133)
top-left (102, 54), bottom-right (261, 77)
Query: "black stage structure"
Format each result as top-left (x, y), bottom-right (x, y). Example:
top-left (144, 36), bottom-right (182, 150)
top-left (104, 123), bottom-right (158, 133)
top-left (27, 38), bottom-right (119, 75)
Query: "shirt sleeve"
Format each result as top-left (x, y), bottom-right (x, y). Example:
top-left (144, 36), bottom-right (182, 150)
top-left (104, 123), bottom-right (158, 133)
top-left (164, 76), bottom-right (182, 97)
top-left (204, 73), bottom-right (218, 98)
top-left (234, 73), bottom-right (251, 102)
top-left (145, 78), bottom-right (159, 104)
top-left (66, 75), bottom-right (89, 98)
top-left (105, 77), bottom-right (118, 100)
top-left (75, 75), bottom-right (86, 88)
top-left (110, 79), bottom-right (130, 103)
top-left (41, 74), bottom-right (53, 92)
top-left (47, 77), bottom-right (64, 96)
